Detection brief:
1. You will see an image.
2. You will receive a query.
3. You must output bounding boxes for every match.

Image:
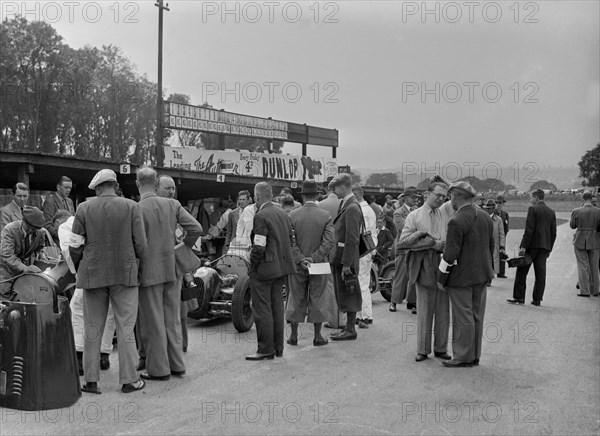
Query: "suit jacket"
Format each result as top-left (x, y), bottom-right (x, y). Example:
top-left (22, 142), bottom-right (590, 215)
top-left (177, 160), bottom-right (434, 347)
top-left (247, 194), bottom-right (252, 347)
top-left (499, 209), bottom-right (509, 235)
top-left (225, 208), bottom-right (241, 247)
top-left (0, 201), bottom-right (23, 232)
top-left (441, 204), bottom-right (495, 287)
top-left (249, 202), bottom-right (296, 281)
top-left (317, 194), bottom-right (341, 220)
top-left (289, 202), bottom-right (334, 266)
top-left (0, 221), bottom-right (47, 280)
top-left (138, 193), bottom-right (203, 287)
top-left (330, 195), bottom-right (362, 271)
top-left (393, 204), bottom-right (412, 244)
top-left (521, 201), bottom-right (557, 252)
top-left (71, 193), bottom-right (147, 289)
top-left (376, 227), bottom-right (394, 253)
top-left (570, 204), bottom-right (600, 250)
top-left (43, 192), bottom-right (75, 239)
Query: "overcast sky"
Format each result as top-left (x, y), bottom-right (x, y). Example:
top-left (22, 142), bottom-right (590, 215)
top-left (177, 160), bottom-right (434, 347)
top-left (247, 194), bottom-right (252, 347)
top-left (8, 1), bottom-right (599, 172)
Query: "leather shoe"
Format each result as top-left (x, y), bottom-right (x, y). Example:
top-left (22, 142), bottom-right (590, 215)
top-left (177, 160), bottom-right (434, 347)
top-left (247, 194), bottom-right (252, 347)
top-left (245, 353), bottom-right (275, 361)
top-left (497, 274), bottom-right (507, 278)
top-left (473, 359), bottom-right (480, 366)
top-left (434, 352), bottom-right (451, 360)
top-left (507, 299), bottom-right (524, 304)
top-left (323, 322), bottom-right (338, 329)
top-left (122, 379), bottom-right (145, 393)
top-left (407, 303), bottom-right (416, 310)
top-left (411, 309), bottom-right (417, 315)
top-left (415, 354), bottom-right (428, 362)
top-left (577, 293), bottom-right (591, 297)
top-left (171, 370), bottom-right (185, 377)
top-left (313, 336), bottom-right (328, 346)
top-left (286, 337), bottom-right (298, 346)
top-left (330, 331), bottom-right (357, 341)
top-left (275, 351), bottom-right (283, 357)
top-left (530, 300), bottom-right (541, 306)
top-left (389, 303), bottom-right (397, 312)
top-left (442, 360), bottom-right (473, 368)
top-left (357, 320), bottom-right (369, 329)
top-left (140, 372), bottom-right (170, 381)
top-left (81, 382), bottom-right (101, 394)
top-left (136, 357), bottom-right (146, 371)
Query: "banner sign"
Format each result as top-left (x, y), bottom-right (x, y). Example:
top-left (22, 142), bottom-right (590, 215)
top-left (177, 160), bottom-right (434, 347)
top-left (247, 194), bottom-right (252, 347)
top-left (164, 102), bottom-right (288, 140)
top-left (164, 147), bottom-right (337, 183)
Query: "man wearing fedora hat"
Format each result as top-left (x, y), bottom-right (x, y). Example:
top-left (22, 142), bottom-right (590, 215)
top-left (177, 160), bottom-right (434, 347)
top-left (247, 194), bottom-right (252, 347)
top-left (495, 195), bottom-right (510, 278)
top-left (483, 199), bottom-right (506, 286)
top-left (286, 180), bottom-right (335, 346)
top-left (0, 206), bottom-right (48, 299)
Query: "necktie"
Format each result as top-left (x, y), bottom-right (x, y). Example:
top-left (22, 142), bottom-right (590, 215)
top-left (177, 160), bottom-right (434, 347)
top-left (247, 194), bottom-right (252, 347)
top-left (430, 209), bottom-right (441, 238)
top-left (337, 200), bottom-right (343, 215)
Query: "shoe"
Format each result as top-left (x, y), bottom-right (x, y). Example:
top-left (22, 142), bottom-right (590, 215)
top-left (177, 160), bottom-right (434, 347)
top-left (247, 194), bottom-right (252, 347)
top-left (357, 320), bottom-right (369, 329)
top-left (140, 373), bottom-right (170, 381)
top-left (245, 353), bottom-right (275, 361)
top-left (442, 360), bottom-right (473, 368)
top-left (324, 322), bottom-right (339, 329)
top-left (576, 283), bottom-right (580, 289)
top-left (411, 309), bottom-right (417, 315)
top-left (473, 359), bottom-right (480, 366)
top-left (593, 294), bottom-right (599, 297)
top-left (434, 352), bottom-right (451, 360)
top-left (530, 300), bottom-right (541, 306)
top-left (286, 337), bottom-right (298, 346)
top-left (100, 353), bottom-right (110, 370)
top-left (171, 370), bottom-right (185, 378)
top-left (407, 303), bottom-right (416, 310)
top-left (329, 328), bottom-right (346, 337)
top-left (577, 293), bottom-right (591, 297)
top-left (275, 351), bottom-right (283, 357)
top-left (415, 354), bottom-right (428, 362)
top-left (313, 337), bottom-right (328, 346)
top-left (81, 382), bottom-right (101, 394)
top-left (486, 282), bottom-right (492, 287)
top-left (122, 379), bottom-right (145, 393)
top-left (389, 303), bottom-right (397, 312)
top-left (507, 299), bottom-right (525, 304)
top-left (497, 275), bottom-right (507, 279)
top-left (366, 319), bottom-right (373, 325)
top-left (183, 346), bottom-right (187, 353)
top-left (330, 331), bottom-right (357, 341)
top-left (136, 357), bottom-right (146, 371)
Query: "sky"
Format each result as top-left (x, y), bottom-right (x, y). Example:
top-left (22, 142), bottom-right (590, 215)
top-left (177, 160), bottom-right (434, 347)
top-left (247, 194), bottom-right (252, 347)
top-left (4, 0), bottom-right (599, 173)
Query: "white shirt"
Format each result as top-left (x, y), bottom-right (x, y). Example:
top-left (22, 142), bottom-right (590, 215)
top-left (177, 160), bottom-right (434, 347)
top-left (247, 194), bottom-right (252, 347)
top-left (401, 200), bottom-right (454, 243)
top-left (234, 204), bottom-right (257, 247)
top-left (359, 200), bottom-right (378, 246)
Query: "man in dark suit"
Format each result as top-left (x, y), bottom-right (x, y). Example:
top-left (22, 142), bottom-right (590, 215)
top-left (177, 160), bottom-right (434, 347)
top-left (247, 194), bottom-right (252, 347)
top-left (570, 191), bottom-right (600, 297)
top-left (328, 173), bottom-right (363, 341)
top-left (247, 182), bottom-right (296, 360)
top-left (495, 195), bottom-right (510, 278)
top-left (508, 189), bottom-right (557, 306)
top-left (71, 169), bottom-right (147, 394)
top-left (438, 181), bottom-right (495, 368)
top-left (43, 176), bottom-right (75, 241)
top-left (1, 182), bottom-right (29, 232)
top-left (136, 167), bottom-right (202, 381)
top-left (286, 180), bottom-right (335, 347)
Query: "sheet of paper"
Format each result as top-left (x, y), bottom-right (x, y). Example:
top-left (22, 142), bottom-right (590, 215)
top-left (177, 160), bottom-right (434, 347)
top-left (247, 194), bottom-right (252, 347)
top-left (308, 263), bottom-right (331, 275)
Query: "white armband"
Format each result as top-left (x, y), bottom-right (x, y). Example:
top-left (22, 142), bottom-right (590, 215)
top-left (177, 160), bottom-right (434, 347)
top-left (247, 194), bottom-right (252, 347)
top-left (438, 258), bottom-right (457, 273)
top-left (254, 234), bottom-right (267, 247)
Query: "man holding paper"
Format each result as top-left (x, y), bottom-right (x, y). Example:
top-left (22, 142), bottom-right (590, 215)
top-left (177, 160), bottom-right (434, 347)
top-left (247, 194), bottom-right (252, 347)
top-left (286, 180), bottom-right (335, 347)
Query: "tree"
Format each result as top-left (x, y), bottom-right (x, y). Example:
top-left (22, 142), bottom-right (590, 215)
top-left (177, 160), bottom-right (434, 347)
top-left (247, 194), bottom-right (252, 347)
top-left (365, 173), bottom-right (399, 187)
top-left (530, 180), bottom-right (557, 191)
top-left (417, 178), bottom-right (431, 191)
top-left (578, 143), bottom-right (600, 186)
top-left (351, 170), bottom-right (362, 185)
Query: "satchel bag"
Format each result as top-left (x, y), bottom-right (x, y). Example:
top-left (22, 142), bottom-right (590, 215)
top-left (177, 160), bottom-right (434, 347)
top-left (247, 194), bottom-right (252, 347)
top-left (175, 242), bottom-right (202, 273)
top-left (35, 228), bottom-right (62, 265)
top-left (358, 208), bottom-right (376, 258)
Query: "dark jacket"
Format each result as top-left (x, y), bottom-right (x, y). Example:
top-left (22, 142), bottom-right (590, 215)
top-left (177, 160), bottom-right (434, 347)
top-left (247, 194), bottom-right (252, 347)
top-left (330, 196), bottom-right (362, 271)
top-left (249, 202), bottom-right (296, 280)
top-left (440, 204), bottom-right (495, 287)
top-left (43, 192), bottom-right (75, 239)
top-left (521, 201), bottom-right (557, 252)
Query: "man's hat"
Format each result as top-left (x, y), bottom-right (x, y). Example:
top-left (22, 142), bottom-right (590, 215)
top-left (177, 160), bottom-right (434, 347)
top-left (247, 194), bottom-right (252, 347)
top-left (401, 186), bottom-right (420, 198)
top-left (496, 195), bottom-right (506, 203)
top-left (88, 169), bottom-right (117, 189)
top-left (22, 206), bottom-right (44, 229)
top-left (483, 199), bottom-right (496, 209)
top-left (328, 173), bottom-right (352, 190)
top-left (448, 181), bottom-right (477, 198)
top-left (299, 179), bottom-right (321, 195)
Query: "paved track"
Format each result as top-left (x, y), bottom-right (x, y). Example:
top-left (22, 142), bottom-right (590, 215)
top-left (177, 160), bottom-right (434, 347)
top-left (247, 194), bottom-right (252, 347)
top-left (2, 214), bottom-right (599, 435)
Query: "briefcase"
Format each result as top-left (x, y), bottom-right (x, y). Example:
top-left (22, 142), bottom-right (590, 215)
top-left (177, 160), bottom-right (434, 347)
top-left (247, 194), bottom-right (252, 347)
top-left (507, 255), bottom-right (532, 268)
top-left (358, 230), bottom-right (376, 258)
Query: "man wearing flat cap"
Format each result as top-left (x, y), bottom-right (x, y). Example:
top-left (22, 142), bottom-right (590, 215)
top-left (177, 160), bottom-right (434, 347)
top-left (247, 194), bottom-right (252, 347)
top-left (0, 206), bottom-right (49, 299)
top-left (71, 168), bottom-right (147, 394)
top-left (438, 181), bottom-right (494, 367)
top-left (327, 173), bottom-right (363, 341)
top-left (286, 179), bottom-right (335, 346)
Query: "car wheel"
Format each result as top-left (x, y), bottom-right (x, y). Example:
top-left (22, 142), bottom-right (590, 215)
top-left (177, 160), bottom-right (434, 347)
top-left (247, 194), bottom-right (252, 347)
top-left (379, 261), bottom-right (395, 302)
top-left (232, 275), bottom-right (253, 332)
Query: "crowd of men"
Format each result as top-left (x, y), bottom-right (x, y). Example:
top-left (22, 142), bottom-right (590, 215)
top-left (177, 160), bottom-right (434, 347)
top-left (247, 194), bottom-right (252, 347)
top-left (2, 168), bottom-right (597, 393)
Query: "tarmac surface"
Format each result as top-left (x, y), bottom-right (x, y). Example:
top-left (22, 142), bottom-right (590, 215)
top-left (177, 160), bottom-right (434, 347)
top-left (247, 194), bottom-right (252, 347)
top-left (1, 212), bottom-right (599, 435)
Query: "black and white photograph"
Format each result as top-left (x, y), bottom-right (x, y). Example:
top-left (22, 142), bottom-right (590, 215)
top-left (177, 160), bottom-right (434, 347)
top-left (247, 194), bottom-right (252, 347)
top-left (0, 1), bottom-right (598, 435)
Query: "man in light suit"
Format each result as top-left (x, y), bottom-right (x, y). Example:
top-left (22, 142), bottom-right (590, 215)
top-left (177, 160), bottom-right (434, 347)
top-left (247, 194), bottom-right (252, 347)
top-left (71, 169), bottom-right (147, 394)
top-left (438, 181), bottom-right (494, 367)
top-left (0, 182), bottom-right (29, 232)
top-left (286, 180), bottom-right (335, 347)
top-left (247, 182), bottom-right (297, 360)
top-left (328, 173), bottom-right (363, 341)
top-left (43, 176), bottom-right (75, 241)
top-left (508, 189), bottom-right (557, 306)
top-left (136, 167), bottom-right (202, 381)
top-left (570, 191), bottom-right (600, 297)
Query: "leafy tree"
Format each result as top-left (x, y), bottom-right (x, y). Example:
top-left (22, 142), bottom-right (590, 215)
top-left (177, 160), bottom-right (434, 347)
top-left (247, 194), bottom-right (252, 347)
top-left (530, 180), bottom-right (557, 191)
top-left (417, 178), bottom-right (431, 191)
top-left (351, 170), bottom-right (362, 185)
top-left (578, 143), bottom-right (600, 186)
top-left (365, 172), bottom-right (399, 187)
top-left (484, 178), bottom-right (506, 192)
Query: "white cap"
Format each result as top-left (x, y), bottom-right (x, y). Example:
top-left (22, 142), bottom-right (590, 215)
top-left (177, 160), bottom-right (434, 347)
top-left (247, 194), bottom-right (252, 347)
top-left (88, 169), bottom-right (117, 189)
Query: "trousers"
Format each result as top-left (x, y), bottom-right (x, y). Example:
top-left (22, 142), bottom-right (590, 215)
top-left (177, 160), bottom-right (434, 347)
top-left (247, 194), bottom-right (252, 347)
top-left (416, 282), bottom-right (449, 355)
top-left (391, 251), bottom-right (416, 305)
top-left (71, 287), bottom-right (115, 353)
top-left (447, 282), bottom-right (487, 363)
top-left (357, 255), bottom-right (373, 320)
top-left (574, 247), bottom-right (600, 296)
top-left (250, 276), bottom-right (285, 355)
top-left (513, 248), bottom-right (550, 302)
